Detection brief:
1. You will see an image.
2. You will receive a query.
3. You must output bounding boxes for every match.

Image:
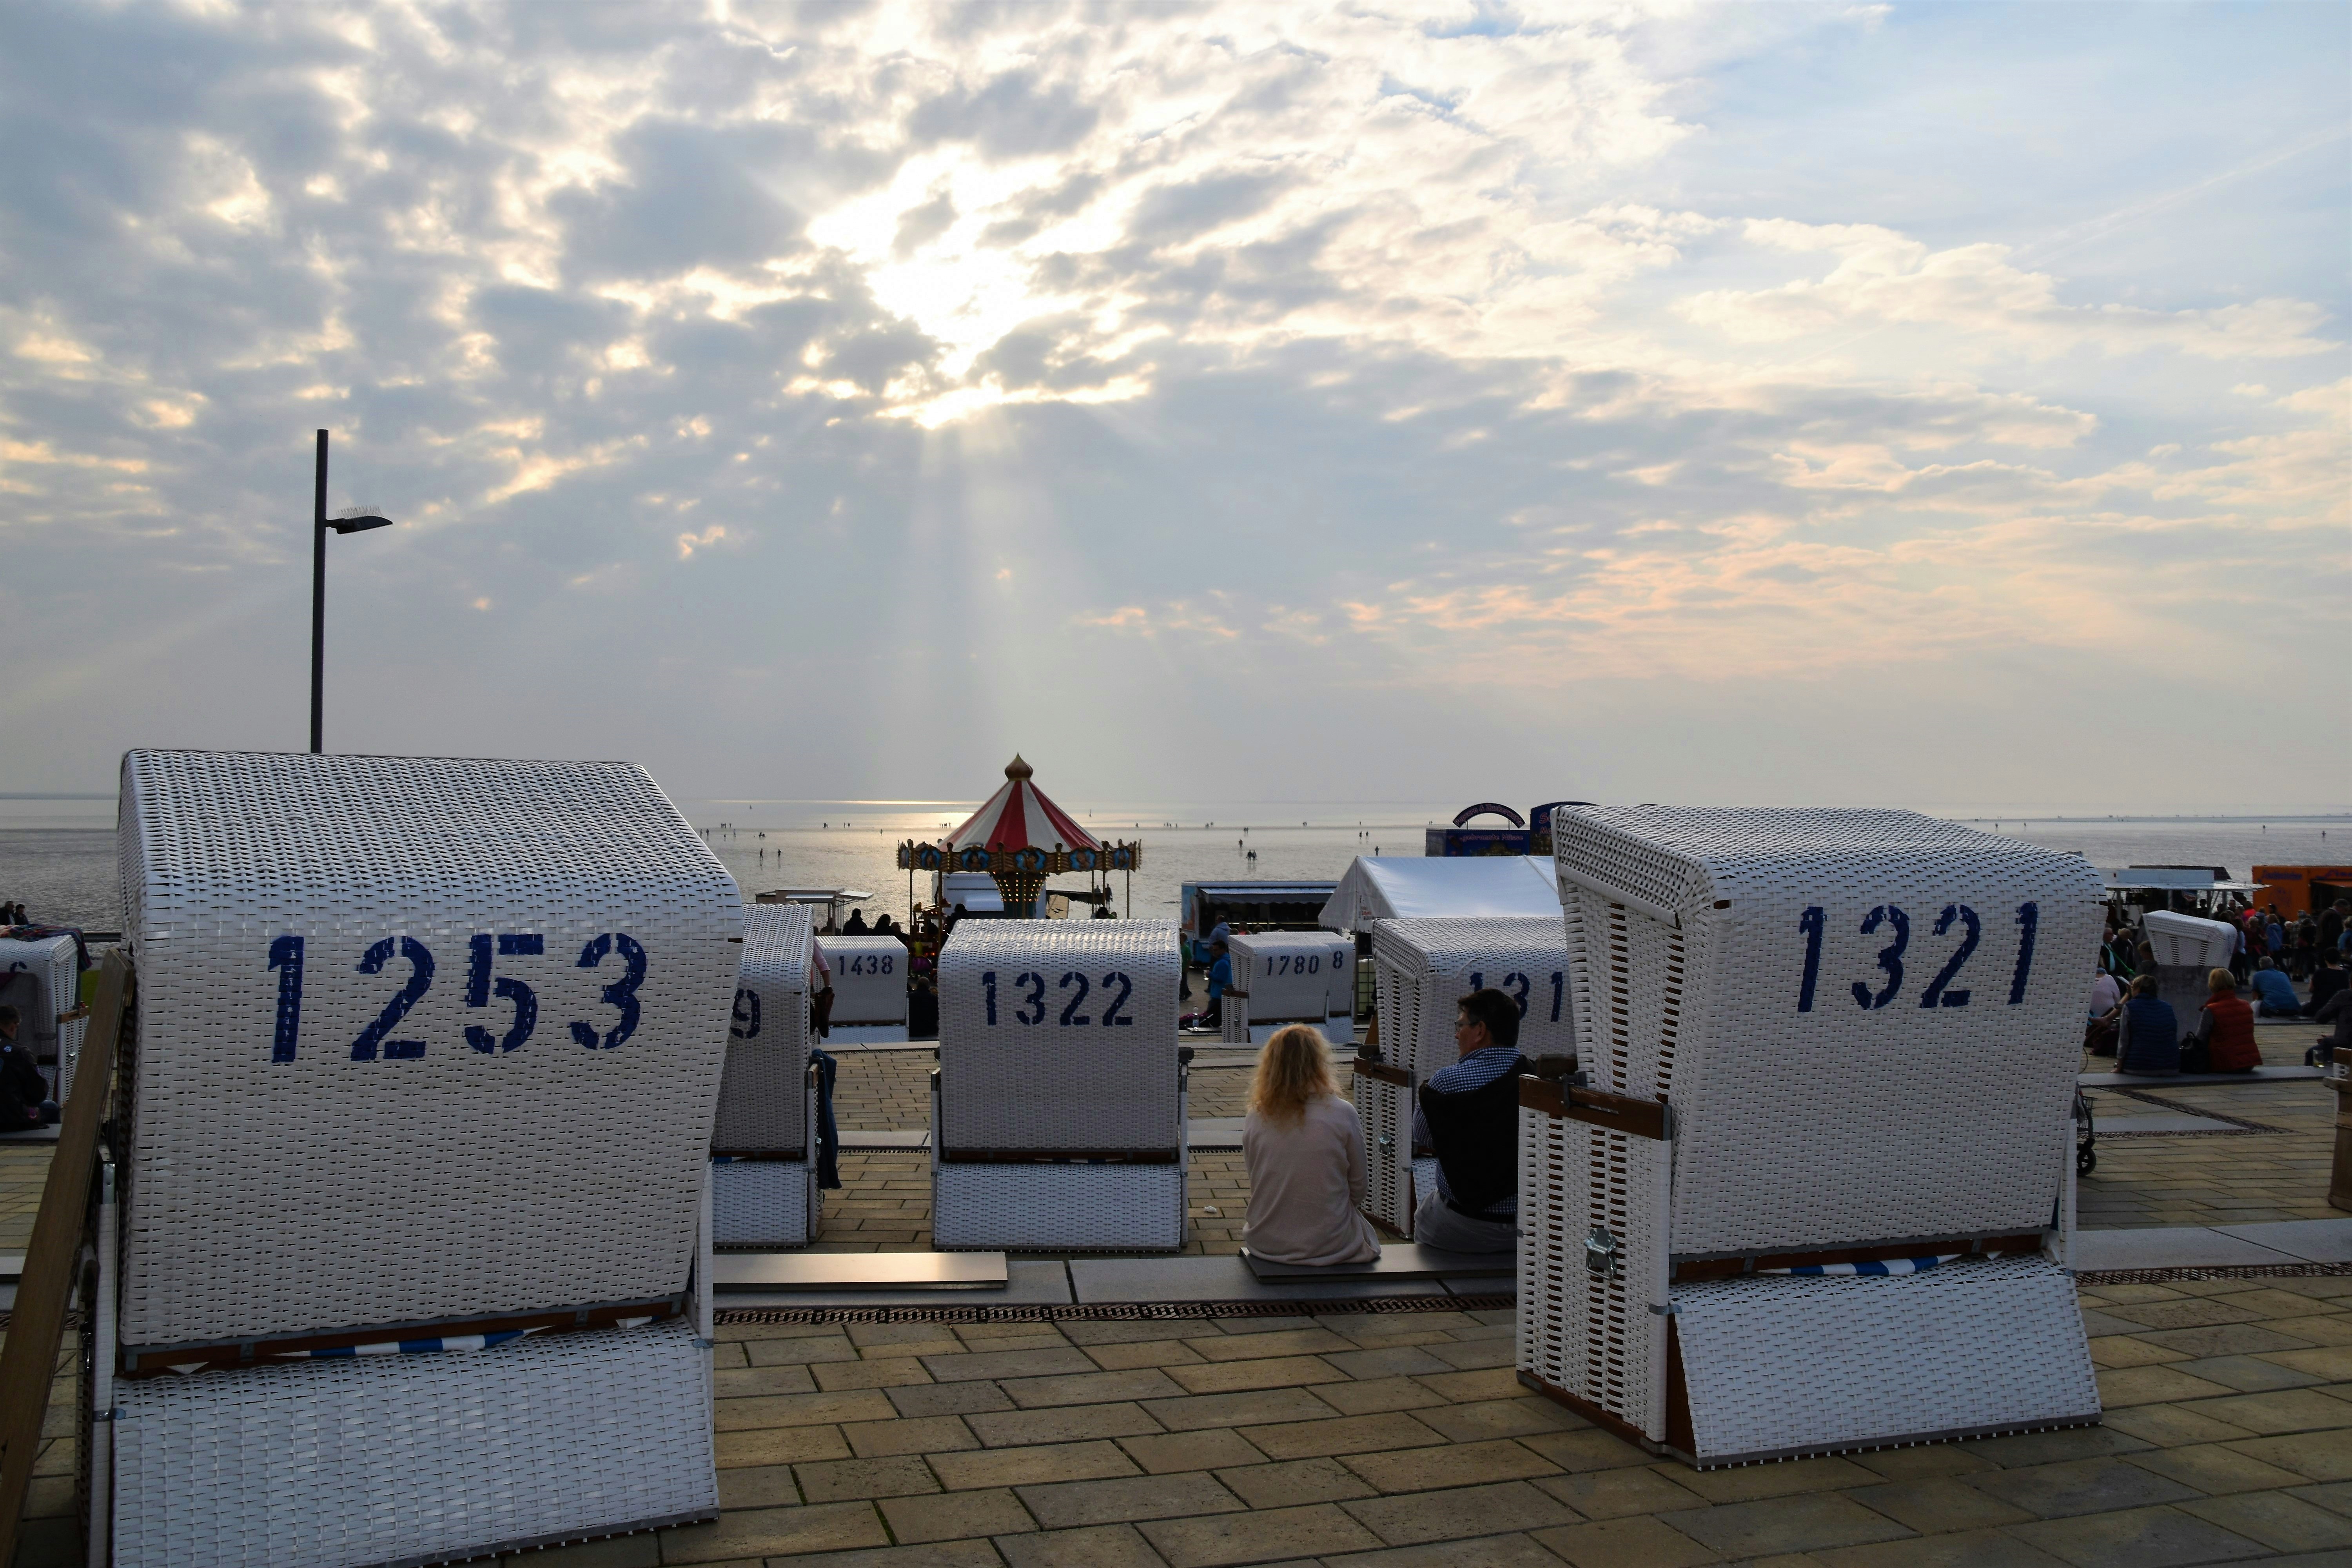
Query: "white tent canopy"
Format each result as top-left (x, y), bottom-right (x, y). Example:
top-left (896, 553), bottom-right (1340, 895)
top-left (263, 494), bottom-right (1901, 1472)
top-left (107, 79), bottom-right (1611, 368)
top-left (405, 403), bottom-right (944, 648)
top-left (1317, 856), bottom-right (1561, 934)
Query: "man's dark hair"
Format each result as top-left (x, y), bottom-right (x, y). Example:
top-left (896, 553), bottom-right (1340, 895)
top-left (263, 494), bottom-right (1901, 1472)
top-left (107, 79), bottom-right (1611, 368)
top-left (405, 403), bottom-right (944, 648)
top-left (0, 1005), bottom-right (15, 1029)
top-left (1456, 988), bottom-right (1519, 1052)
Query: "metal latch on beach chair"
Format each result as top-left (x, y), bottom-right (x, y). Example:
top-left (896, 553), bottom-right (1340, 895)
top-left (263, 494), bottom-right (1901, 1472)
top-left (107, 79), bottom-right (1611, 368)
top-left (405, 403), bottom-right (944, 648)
top-left (1585, 1225), bottom-right (1620, 1280)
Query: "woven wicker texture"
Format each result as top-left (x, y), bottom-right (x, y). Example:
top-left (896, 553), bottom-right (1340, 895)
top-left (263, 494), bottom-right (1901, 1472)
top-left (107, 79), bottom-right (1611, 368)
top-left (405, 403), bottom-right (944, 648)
top-left (716, 904), bottom-right (811, 1156)
top-left (2141, 909), bottom-right (2238, 969)
top-left (933, 1162), bottom-right (1187, 1251)
top-left (1552, 806), bottom-right (2102, 1254)
top-left (1671, 1256), bottom-right (2100, 1463)
top-left (115, 748), bottom-right (740, 1347)
top-left (1370, 918), bottom-right (1575, 1080)
top-left (0, 933), bottom-right (83, 1100)
top-left (112, 1319), bottom-right (715, 1568)
top-left (936, 922), bottom-right (1182, 1153)
top-left (1223, 932), bottom-right (1356, 1044)
top-left (1519, 1104), bottom-right (1670, 1440)
top-left (817, 935), bottom-right (910, 1025)
top-left (712, 1158), bottom-right (819, 1248)
top-left (1353, 1074), bottom-right (1414, 1236)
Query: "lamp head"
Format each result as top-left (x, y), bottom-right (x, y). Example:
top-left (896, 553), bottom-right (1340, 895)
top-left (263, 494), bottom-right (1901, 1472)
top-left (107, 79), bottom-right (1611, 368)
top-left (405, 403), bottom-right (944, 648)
top-left (328, 506), bottom-right (394, 535)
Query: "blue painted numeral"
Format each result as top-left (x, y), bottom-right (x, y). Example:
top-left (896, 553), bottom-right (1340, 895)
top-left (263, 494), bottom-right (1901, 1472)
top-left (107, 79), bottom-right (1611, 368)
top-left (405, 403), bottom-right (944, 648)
top-left (1919, 906), bottom-right (1979, 1009)
top-left (352, 937), bottom-right (434, 1060)
top-left (465, 933), bottom-right (542, 1053)
top-left (570, 933), bottom-right (646, 1049)
top-left (2007, 902), bottom-right (2038, 1005)
top-left (1102, 971), bottom-right (1132, 1025)
top-left (1058, 971), bottom-right (1091, 1025)
top-left (1796, 907), bottom-right (1824, 1012)
top-left (731, 986), bottom-right (762, 1040)
top-left (1851, 906), bottom-right (1909, 1010)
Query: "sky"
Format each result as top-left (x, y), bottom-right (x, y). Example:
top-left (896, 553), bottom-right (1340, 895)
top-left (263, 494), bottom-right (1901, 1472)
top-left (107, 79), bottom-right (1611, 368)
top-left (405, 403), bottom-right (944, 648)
top-left (1, 0), bottom-right (2345, 812)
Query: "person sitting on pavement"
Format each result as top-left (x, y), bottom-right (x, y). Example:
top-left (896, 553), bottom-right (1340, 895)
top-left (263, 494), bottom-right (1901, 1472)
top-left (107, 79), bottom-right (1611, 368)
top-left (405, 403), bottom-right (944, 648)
top-left (2306, 951), bottom-right (2347, 1019)
top-left (1410, 988), bottom-right (1530, 1254)
top-left (0, 1007), bottom-right (57, 1131)
top-left (2316, 986), bottom-right (2352, 1065)
top-left (2115, 974), bottom-right (2180, 1077)
top-left (2251, 960), bottom-right (2303, 1018)
top-left (2181, 967), bottom-right (2260, 1075)
top-left (1240, 1024), bottom-right (1381, 1267)
top-left (2088, 967), bottom-right (2124, 1020)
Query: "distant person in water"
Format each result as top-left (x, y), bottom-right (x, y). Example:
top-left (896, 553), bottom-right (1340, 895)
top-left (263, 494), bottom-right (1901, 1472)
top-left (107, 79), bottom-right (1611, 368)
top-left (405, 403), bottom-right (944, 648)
top-left (843, 907), bottom-right (869, 936)
top-left (0, 1007), bottom-right (56, 1131)
top-left (1241, 1024), bottom-right (1380, 1267)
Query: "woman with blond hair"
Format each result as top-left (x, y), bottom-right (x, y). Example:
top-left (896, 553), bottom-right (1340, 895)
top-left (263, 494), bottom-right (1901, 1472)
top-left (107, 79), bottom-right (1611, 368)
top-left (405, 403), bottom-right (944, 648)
top-left (1241, 1025), bottom-right (1381, 1266)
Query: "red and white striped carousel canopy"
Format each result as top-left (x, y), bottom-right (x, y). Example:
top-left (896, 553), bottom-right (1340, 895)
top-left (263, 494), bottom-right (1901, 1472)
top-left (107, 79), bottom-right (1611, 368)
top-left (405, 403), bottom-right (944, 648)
top-left (946, 755), bottom-right (1102, 854)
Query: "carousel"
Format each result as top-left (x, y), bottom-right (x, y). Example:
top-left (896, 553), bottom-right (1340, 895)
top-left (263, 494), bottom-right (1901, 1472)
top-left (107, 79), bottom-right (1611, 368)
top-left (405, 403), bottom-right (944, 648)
top-left (897, 755), bottom-right (1141, 923)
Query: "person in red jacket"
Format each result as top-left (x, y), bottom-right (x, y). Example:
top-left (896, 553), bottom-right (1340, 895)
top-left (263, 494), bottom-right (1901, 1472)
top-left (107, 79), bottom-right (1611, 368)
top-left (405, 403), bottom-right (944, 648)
top-left (2183, 967), bottom-right (2261, 1074)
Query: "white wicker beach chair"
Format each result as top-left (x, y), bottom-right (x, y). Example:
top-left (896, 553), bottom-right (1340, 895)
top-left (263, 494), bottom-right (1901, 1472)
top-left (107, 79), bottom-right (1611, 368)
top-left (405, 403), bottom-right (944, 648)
top-left (103, 748), bottom-right (733, 1564)
top-left (1521, 806), bottom-right (2105, 1466)
top-left (932, 921), bottom-right (1186, 1251)
top-left (1222, 931), bottom-right (1356, 1046)
top-left (817, 933), bottom-right (911, 1042)
top-left (2140, 909), bottom-right (2240, 1028)
top-left (0, 932), bottom-right (84, 1102)
top-left (714, 903), bottom-right (820, 1248)
top-left (1359, 916), bottom-right (1574, 1237)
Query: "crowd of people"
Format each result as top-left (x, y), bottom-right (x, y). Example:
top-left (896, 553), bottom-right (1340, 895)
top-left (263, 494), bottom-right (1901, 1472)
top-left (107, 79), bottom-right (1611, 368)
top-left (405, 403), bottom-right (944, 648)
top-left (2091, 897), bottom-right (2352, 1076)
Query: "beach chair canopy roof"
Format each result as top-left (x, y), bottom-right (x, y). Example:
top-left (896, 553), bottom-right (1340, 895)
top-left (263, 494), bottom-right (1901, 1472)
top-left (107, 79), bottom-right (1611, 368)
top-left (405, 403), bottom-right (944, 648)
top-left (1318, 855), bottom-right (1560, 933)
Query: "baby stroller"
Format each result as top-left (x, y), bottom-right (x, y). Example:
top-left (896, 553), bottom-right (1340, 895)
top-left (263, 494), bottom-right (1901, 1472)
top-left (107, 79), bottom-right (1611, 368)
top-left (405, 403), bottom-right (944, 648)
top-left (2073, 1088), bottom-right (2096, 1176)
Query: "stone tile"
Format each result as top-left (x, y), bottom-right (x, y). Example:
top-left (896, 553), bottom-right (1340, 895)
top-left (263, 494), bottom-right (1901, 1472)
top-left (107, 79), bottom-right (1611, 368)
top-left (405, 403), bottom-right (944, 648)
top-left (1240, 1411), bottom-right (1446, 1461)
top-left (968, 1403), bottom-right (1164, 1448)
top-left (1517, 1427), bottom-right (1655, 1472)
top-left (768, 1544), bottom-right (1003, 1568)
top-left (1955, 1426), bottom-right (2154, 1467)
top-left (2267, 1316), bottom-right (2352, 1347)
top-left (816, 1357), bottom-right (938, 1392)
top-left (658, 1502), bottom-right (890, 1564)
top-left (2088, 1336), bottom-right (2187, 1370)
top-left (1965, 1457), bottom-right (2201, 1520)
top-left (717, 1389), bottom-right (900, 1431)
top-left (1534, 1466), bottom-right (1709, 1519)
top-left (1137, 1503), bottom-right (1384, 1568)
top-left (891, 1381), bottom-right (1019, 1418)
top-left (1668, 1456), bottom-right (1876, 1504)
top-left (1339, 1437), bottom-right (1558, 1494)
top-left (2292, 1480), bottom-right (2352, 1516)
top-left (717, 1463), bottom-right (802, 1509)
top-left (1323, 1345), bottom-right (1458, 1380)
top-left (1216, 1456), bottom-right (1377, 1508)
top-left (1140, 1388), bottom-right (1348, 1432)
top-left (1847, 1478), bottom-right (2034, 1534)
top-left (1412, 1367), bottom-right (1524, 1402)
top-left (717, 1363), bottom-right (823, 1397)
top-left (1314, 1377), bottom-right (1452, 1416)
top-left (1530, 1515), bottom-right (1720, 1567)
top-left (2269, 1348), bottom-right (2352, 1382)
top-left (1420, 1338), bottom-right (1517, 1370)
top-left (2095, 1299), bottom-right (2270, 1332)
top-left (1006, 1370), bottom-right (1190, 1409)
top-left (881, 1488), bottom-right (1038, 1544)
top-left (1847, 1447), bottom-right (1996, 1481)
top-left (933, 1441), bottom-right (1142, 1491)
top-left (851, 1323), bottom-right (970, 1349)
top-left (2125, 1440), bottom-right (2311, 1495)
top-left (2100, 1403), bottom-right (2258, 1447)
top-left (845, 1416), bottom-right (979, 1459)
top-left (1087, 1339), bottom-right (1210, 1371)
top-left (2180, 1492), bottom-right (2352, 1552)
top-left (1809, 1530), bottom-right (2069, 1566)
top-left (503, 1534), bottom-right (662, 1566)
top-left (2172, 1354), bottom-right (2330, 1392)
top-left (1018, 1472), bottom-right (1247, 1530)
top-left (2005, 1503), bottom-right (2272, 1566)
top-left (1185, 1328), bottom-right (1356, 1361)
top-left (927, 1348), bottom-right (1104, 1383)
top-left (2187, 1388), bottom-right (2352, 1436)
top-left (797, 1455), bottom-right (943, 1503)
top-left (716, 1425), bottom-right (854, 1468)
top-left (1409, 1397), bottom-right (1584, 1443)
top-left (1339, 1479), bottom-right (1577, 1546)
top-left (746, 1336), bottom-right (865, 1367)
top-left (2094, 1364), bottom-right (2240, 1407)
top-left (996, 1523), bottom-right (1171, 1568)
top-left (1064, 1320), bottom-right (1220, 1347)
top-left (1659, 1495), bottom-right (1911, 1557)
top-left (1120, 1429), bottom-right (1269, 1475)
top-left (2229, 1430), bottom-right (2352, 1482)
top-left (2138, 1323), bottom-right (2320, 1357)
top-left (1161, 1356), bottom-right (1349, 1396)
top-left (1320, 1532), bottom-right (1570, 1568)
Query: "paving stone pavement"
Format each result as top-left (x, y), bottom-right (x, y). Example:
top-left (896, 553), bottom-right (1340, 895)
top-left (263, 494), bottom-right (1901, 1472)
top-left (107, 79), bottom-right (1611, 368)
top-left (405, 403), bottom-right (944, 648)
top-left (2080, 1078), bottom-right (2341, 1231)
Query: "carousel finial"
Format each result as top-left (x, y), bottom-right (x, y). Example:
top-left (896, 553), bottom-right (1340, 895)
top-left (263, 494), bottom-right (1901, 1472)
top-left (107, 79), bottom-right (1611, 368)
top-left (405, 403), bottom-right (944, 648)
top-left (1005, 754), bottom-right (1034, 781)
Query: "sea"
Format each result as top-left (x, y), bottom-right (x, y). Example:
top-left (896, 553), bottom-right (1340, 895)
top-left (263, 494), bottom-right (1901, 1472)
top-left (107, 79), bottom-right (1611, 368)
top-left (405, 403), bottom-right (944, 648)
top-left (4, 795), bottom-right (2346, 934)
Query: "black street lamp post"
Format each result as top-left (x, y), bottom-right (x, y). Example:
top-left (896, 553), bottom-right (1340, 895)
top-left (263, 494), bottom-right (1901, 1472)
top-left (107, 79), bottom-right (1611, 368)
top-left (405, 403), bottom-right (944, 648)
top-left (309, 428), bottom-right (394, 753)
